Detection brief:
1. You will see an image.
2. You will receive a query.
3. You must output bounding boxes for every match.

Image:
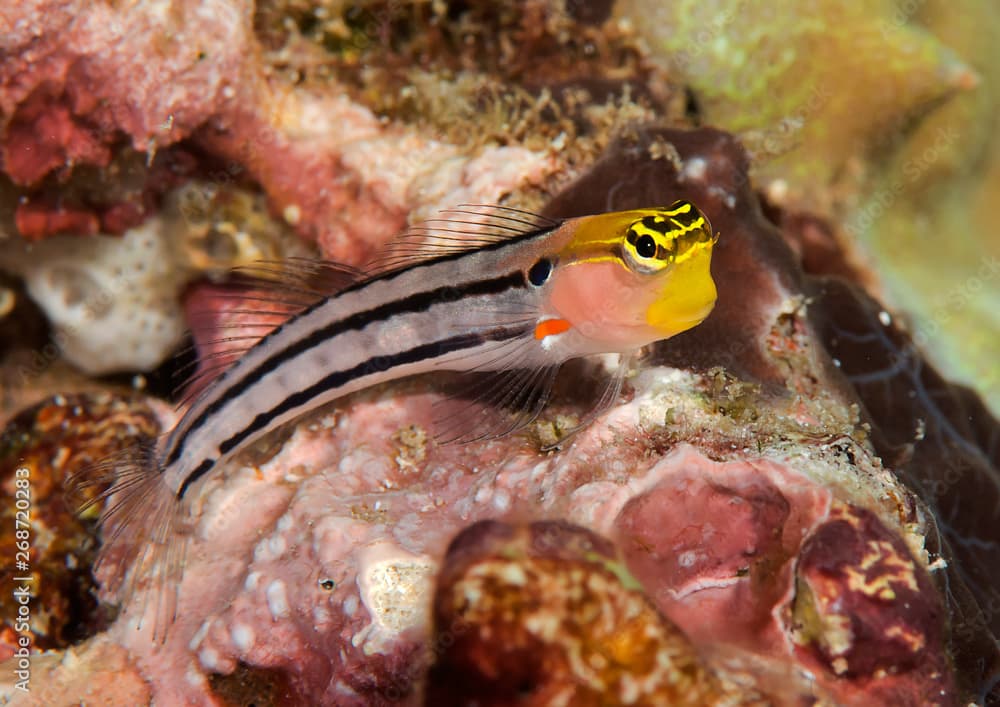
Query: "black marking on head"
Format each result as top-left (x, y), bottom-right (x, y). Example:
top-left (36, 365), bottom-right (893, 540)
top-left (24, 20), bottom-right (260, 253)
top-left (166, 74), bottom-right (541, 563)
top-left (641, 215), bottom-right (665, 231)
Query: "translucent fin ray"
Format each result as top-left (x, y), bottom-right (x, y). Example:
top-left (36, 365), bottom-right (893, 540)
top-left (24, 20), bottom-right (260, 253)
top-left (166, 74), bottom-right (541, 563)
top-left (367, 204), bottom-right (560, 274)
top-left (431, 324), bottom-right (562, 444)
top-left (434, 363), bottom-right (561, 444)
top-left (540, 355), bottom-right (633, 451)
top-left (229, 257), bottom-right (364, 298)
top-left (66, 440), bottom-right (185, 642)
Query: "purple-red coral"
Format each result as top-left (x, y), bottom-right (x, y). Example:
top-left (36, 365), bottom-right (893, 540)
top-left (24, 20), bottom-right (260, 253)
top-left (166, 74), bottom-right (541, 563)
top-left (793, 504), bottom-right (950, 685)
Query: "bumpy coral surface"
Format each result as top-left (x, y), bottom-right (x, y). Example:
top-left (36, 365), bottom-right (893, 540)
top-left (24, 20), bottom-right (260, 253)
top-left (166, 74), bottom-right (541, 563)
top-left (6, 127), bottom-right (994, 706)
top-left (0, 0), bottom-right (561, 373)
top-left (427, 520), bottom-right (752, 705)
top-left (0, 393), bottom-right (160, 654)
top-left (619, 0), bottom-right (1000, 416)
top-left (0, 1), bottom-right (998, 706)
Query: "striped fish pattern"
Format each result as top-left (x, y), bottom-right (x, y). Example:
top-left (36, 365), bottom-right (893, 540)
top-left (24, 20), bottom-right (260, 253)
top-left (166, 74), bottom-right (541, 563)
top-left (69, 201), bottom-right (719, 638)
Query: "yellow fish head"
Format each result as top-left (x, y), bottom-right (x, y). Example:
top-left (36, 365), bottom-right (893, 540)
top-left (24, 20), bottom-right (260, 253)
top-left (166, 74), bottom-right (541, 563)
top-left (549, 200), bottom-right (718, 351)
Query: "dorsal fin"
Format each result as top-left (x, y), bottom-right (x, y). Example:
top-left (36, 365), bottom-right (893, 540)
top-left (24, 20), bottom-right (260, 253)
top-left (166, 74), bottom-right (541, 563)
top-left (174, 257), bottom-right (364, 409)
top-left (367, 204), bottom-right (561, 274)
top-left (229, 257), bottom-right (365, 300)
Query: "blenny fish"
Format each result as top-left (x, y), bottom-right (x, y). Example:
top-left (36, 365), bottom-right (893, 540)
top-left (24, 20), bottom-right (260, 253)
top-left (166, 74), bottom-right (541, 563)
top-left (70, 200), bottom-right (718, 637)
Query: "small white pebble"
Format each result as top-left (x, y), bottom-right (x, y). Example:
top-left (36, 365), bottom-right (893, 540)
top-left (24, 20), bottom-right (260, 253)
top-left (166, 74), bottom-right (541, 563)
top-left (832, 358), bottom-right (842, 368)
top-left (245, 571), bottom-right (261, 591)
top-left (878, 310), bottom-right (892, 327)
top-left (199, 647), bottom-right (219, 671)
top-left (678, 551), bottom-right (698, 568)
top-left (492, 488), bottom-right (511, 513)
top-left (499, 563), bottom-right (527, 586)
top-left (283, 204), bottom-right (301, 225)
top-left (231, 623), bottom-right (255, 652)
top-left (268, 534), bottom-right (286, 555)
top-left (767, 179), bottom-right (789, 204)
top-left (313, 605), bottom-right (331, 625)
top-left (681, 156), bottom-right (707, 181)
top-left (266, 579), bottom-right (290, 619)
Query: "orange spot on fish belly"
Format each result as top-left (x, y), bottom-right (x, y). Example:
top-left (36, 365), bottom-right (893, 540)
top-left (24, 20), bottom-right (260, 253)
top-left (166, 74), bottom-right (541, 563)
top-left (534, 318), bottom-right (572, 340)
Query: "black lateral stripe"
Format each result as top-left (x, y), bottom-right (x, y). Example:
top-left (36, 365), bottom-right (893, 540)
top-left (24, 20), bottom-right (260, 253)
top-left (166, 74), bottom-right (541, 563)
top-left (177, 326), bottom-right (518, 498)
top-left (177, 458), bottom-right (214, 499)
top-left (335, 219), bottom-right (557, 297)
top-left (168, 270), bottom-right (528, 468)
top-left (217, 329), bottom-right (500, 456)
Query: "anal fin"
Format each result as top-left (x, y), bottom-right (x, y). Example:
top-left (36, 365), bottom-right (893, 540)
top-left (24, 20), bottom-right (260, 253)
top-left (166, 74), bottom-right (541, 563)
top-left (433, 364), bottom-right (562, 445)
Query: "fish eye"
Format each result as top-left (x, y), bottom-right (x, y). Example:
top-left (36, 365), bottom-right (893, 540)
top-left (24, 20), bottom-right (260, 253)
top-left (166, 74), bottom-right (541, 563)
top-left (528, 257), bottom-right (552, 286)
top-left (623, 223), bottom-right (670, 274)
top-left (620, 201), bottom-right (714, 274)
top-left (635, 234), bottom-right (657, 259)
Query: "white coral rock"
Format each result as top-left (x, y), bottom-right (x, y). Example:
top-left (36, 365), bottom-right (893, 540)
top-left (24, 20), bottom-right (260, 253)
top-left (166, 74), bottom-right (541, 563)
top-left (6, 219), bottom-right (188, 374)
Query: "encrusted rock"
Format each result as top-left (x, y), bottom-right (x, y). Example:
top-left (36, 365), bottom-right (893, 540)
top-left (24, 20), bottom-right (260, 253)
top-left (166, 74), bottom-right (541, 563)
top-left (426, 520), bottom-right (754, 706)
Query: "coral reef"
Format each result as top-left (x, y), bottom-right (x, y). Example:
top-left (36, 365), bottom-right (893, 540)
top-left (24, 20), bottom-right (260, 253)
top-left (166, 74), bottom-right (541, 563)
top-left (5, 224), bottom-right (190, 375)
top-left (5, 126), bottom-right (994, 705)
top-left (618, 0), bottom-right (1000, 415)
top-left (853, 0), bottom-right (1000, 417)
top-left (0, 0), bottom-right (565, 374)
top-left (0, 392), bottom-right (160, 654)
top-left (426, 520), bottom-right (753, 705)
top-left (0, 1), bottom-right (997, 706)
top-left (617, 0), bottom-right (977, 200)
top-left (0, 0), bottom-right (565, 263)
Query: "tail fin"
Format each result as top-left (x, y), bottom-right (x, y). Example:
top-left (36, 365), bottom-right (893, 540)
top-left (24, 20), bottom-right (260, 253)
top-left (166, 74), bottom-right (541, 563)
top-left (66, 439), bottom-right (187, 642)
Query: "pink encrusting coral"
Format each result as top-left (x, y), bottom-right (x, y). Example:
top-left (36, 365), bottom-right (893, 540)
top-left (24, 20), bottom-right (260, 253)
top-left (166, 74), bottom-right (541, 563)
top-left (0, 0), bottom-right (560, 375)
top-left (0, 0), bottom-right (558, 258)
top-left (29, 378), bottom-right (952, 705)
